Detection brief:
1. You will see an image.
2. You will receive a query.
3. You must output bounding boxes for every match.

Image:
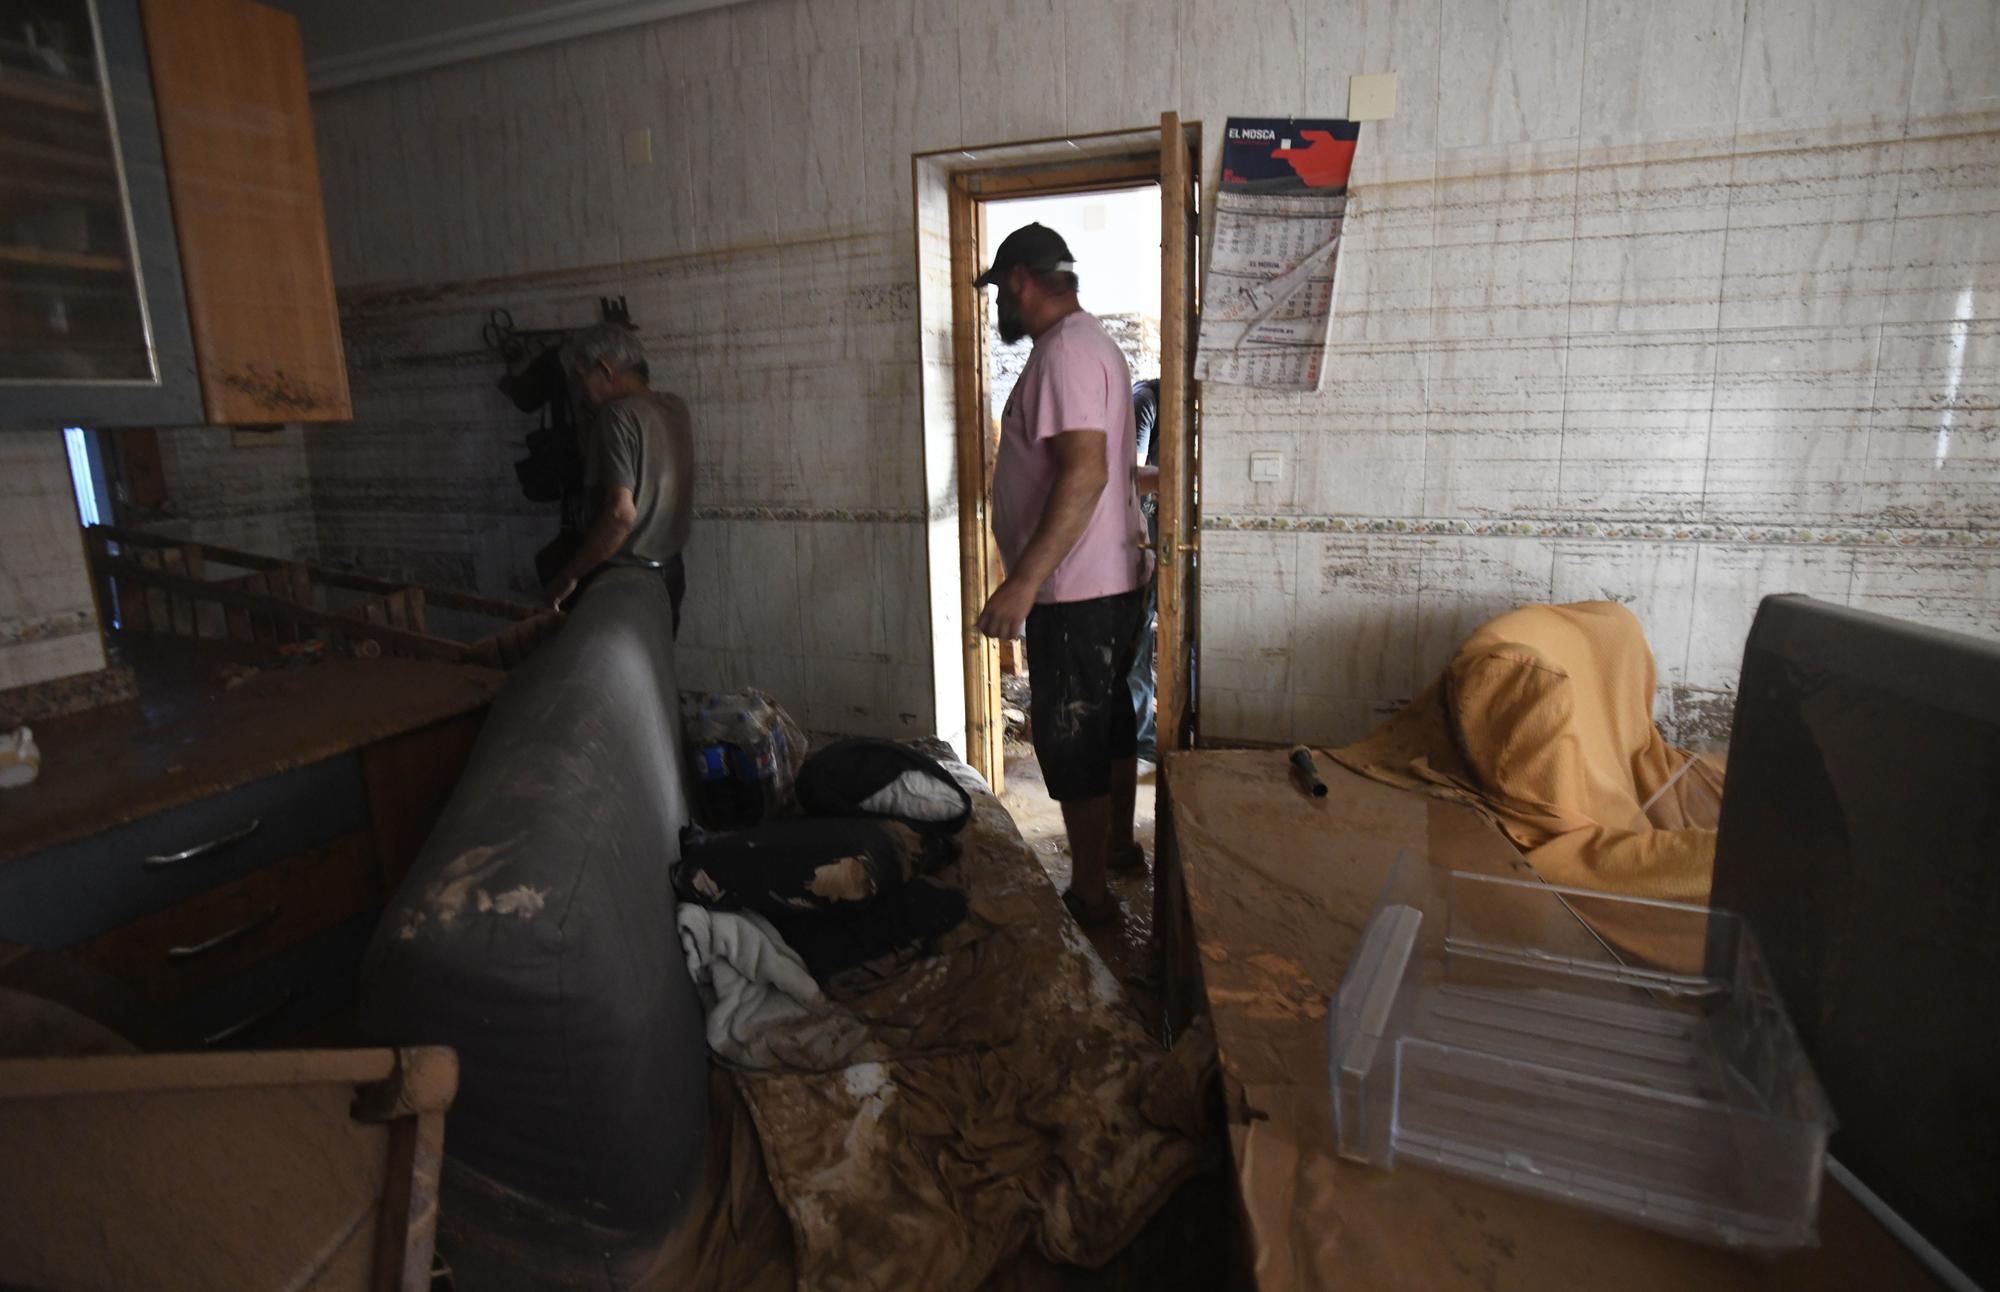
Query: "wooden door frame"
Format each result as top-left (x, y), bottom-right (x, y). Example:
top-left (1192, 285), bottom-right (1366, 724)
top-left (939, 119), bottom-right (1202, 793)
top-left (1155, 111), bottom-right (1201, 758)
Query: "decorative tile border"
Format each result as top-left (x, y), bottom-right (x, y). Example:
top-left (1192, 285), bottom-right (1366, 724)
top-left (0, 609), bottom-right (99, 648)
top-left (694, 506), bottom-right (927, 525)
top-left (1203, 514), bottom-right (1999, 550)
top-left (0, 664), bottom-right (136, 727)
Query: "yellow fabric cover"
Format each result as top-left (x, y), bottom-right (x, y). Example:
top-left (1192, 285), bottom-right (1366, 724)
top-left (1331, 601), bottom-right (1724, 904)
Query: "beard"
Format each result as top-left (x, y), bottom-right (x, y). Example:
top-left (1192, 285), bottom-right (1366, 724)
top-left (996, 294), bottom-right (1026, 344)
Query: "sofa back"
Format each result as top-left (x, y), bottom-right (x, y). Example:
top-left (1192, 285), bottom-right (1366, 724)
top-left (359, 569), bottom-right (706, 1229)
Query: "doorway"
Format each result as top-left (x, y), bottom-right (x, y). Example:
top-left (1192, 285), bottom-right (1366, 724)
top-left (979, 184), bottom-right (1165, 703)
top-left (914, 119), bottom-right (1201, 992)
top-left (917, 118), bottom-right (1202, 803)
top-left (974, 186), bottom-right (1165, 922)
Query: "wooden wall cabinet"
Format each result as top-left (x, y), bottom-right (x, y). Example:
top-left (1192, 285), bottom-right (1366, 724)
top-left (1, 0), bottom-right (350, 429)
top-left (139, 0), bottom-right (350, 424)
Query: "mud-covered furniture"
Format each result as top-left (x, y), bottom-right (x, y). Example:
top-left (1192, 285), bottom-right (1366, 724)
top-left (0, 635), bottom-right (497, 1050)
top-left (358, 569), bottom-right (707, 1232)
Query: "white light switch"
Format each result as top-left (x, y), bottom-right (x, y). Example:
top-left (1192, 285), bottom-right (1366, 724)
top-left (1249, 451), bottom-right (1284, 483)
top-left (624, 128), bottom-right (653, 168)
top-left (1349, 73), bottom-right (1398, 122)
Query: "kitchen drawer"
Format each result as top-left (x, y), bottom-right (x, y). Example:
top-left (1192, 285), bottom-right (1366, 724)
top-left (71, 832), bottom-right (382, 1006)
top-left (161, 909), bottom-right (379, 1050)
top-left (0, 756), bottom-right (365, 949)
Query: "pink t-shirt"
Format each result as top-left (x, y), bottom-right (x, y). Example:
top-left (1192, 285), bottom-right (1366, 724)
top-left (990, 311), bottom-right (1151, 604)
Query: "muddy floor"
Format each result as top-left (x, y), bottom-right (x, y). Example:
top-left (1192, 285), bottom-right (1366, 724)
top-left (998, 738), bottom-right (1166, 1041)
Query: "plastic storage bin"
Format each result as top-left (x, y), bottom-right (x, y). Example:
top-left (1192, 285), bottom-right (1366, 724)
top-left (1329, 856), bottom-right (1834, 1250)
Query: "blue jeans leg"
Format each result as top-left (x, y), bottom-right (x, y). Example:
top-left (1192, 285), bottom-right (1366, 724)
top-left (1128, 586), bottom-right (1158, 761)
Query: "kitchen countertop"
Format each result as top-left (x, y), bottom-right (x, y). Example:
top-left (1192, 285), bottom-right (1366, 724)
top-left (0, 634), bottom-right (505, 865)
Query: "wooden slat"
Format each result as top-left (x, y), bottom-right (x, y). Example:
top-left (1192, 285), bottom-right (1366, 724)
top-left (89, 525), bottom-right (545, 623)
top-left (0, 245), bottom-right (127, 272)
top-left (401, 587), bottom-right (427, 636)
top-left (138, 0), bottom-right (350, 423)
top-left (93, 555), bottom-right (471, 663)
top-left (1156, 113), bottom-right (1195, 755)
top-left (0, 1048), bottom-right (402, 1102)
top-left (85, 527), bottom-right (557, 667)
top-left (0, 68), bottom-right (102, 116)
top-left (949, 176), bottom-right (1006, 795)
top-left (371, 1119), bottom-right (420, 1292)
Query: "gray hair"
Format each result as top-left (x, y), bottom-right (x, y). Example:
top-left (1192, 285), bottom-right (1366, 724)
top-left (567, 323), bottom-right (649, 381)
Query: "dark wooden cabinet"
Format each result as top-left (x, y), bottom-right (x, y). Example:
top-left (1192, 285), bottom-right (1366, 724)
top-left (0, 639), bottom-right (500, 1050)
top-left (0, 718), bottom-right (480, 1049)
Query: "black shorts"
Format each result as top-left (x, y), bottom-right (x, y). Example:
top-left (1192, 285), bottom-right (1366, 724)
top-left (1024, 587), bottom-right (1150, 801)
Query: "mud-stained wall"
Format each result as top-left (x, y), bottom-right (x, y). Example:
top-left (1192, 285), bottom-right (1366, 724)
top-left (300, 0), bottom-right (2000, 746)
top-left (136, 427), bottom-right (320, 561)
top-left (0, 434), bottom-right (107, 693)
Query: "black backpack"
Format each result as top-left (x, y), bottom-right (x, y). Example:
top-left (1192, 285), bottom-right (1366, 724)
top-left (796, 739), bottom-right (973, 836)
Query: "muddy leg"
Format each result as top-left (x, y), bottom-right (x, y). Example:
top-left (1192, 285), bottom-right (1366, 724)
top-left (1061, 793), bottom-right (1112, 905)
top-left (1108, 756), bottom-right (1138, 859)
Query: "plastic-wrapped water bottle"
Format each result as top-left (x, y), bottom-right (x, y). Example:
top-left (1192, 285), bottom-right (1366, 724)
top-left (685, 690), bottom-right (807, 827)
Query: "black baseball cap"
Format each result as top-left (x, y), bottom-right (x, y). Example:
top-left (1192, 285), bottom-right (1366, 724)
top-left (973, 222), bottom-right (1076, 287)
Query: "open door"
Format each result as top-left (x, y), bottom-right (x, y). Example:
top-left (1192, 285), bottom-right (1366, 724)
top-left (947, 185), bottom-right (1006, 793)
top-left (1155, 112), bottom-right (1200, 755)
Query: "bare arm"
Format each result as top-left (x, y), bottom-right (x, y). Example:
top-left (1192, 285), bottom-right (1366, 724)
top-left (545, 484), bottom-right (637, 608)
top-left (977, 430), bottom-right (1107, 638)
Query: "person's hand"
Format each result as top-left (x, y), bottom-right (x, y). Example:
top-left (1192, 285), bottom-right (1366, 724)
top-left (976, 578), bottom-right (1037, 640)
top-left (544, 576), bottom-right (577, 611)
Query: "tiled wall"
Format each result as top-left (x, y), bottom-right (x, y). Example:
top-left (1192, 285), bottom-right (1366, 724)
top-left (142, 427), bottom-right (319, 560)
top-left (1198, 0), bottom-right (2000, 747)
top-left (304, 0), bottom-right (1999, 746)
top-left (0, 434), bottom-right (106, 692)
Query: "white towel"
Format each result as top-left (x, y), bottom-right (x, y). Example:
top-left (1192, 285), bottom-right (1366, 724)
top-left (676, 905), bottom-right (865, 1070)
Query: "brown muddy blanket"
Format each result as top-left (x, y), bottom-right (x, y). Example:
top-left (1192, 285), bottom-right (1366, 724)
top-left (721, 770), bottom-right (1213, 1292)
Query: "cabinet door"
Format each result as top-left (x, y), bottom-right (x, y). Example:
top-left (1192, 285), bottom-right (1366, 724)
top-left (139, 0), bottom-right (350, 424)
top-left (0, 0), bottom-right (203, 429)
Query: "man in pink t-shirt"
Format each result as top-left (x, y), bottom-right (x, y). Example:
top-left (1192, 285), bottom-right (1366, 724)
top-left (974, 223), bottom-right (1153, 928)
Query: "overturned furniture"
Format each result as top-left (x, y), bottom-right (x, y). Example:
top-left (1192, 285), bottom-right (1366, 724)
top-left (85, 524), bottom-right (559, 669)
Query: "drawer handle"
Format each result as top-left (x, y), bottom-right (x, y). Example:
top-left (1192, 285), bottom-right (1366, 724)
top-left (168, 903), bottom-right (282, 960)
top-left (202, 987), bottom-right (293, 1046)
top-left (144, 818), bottom-right (261, 869)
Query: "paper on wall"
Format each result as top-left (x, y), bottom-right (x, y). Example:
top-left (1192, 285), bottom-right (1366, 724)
top-left (1195, 118), bottom-right (1359, 393)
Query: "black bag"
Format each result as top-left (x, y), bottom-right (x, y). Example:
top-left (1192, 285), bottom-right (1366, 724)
top-left (796, 739), bottom-right (973, 836)
top-left (673, 818), bottom-right (925, 918)
top-left (771, 878), bottom-right (970, 981)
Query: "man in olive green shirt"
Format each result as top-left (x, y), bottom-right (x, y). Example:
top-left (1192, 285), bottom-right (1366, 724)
top-left (545, 323), bottom-right (695, 634)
